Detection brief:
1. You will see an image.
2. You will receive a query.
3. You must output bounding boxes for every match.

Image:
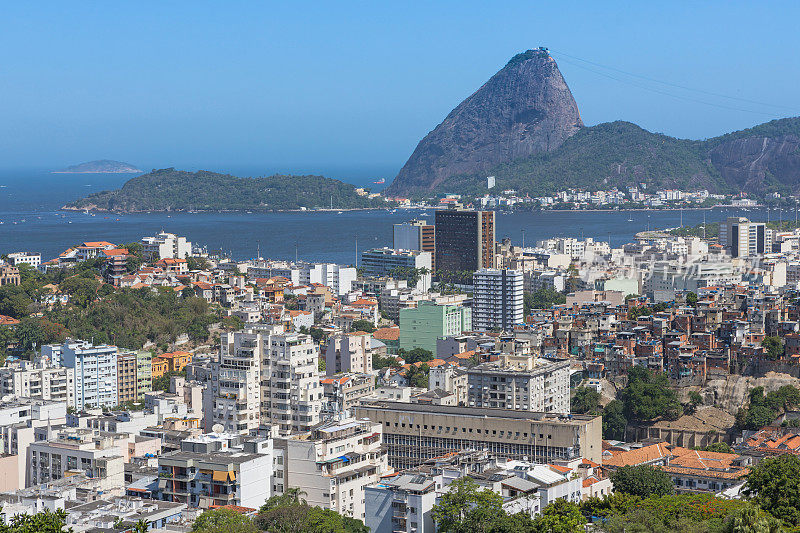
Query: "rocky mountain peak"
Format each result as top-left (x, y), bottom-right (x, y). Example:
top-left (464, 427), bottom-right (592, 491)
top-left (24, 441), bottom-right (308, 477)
top-left (386, 49), bottom-right (583, 196)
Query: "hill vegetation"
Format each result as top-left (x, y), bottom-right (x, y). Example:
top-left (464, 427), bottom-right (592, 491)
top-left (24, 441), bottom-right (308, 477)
top-left (66, 168), bottom-right (388, 212)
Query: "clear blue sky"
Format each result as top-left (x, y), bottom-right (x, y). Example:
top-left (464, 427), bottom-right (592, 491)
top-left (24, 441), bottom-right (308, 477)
top-left (2, 1), bottom-right (799, 180)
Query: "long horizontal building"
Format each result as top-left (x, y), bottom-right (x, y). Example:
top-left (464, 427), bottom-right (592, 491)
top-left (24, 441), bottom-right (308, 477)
top-left (354, 401), bottom-right (601, 470)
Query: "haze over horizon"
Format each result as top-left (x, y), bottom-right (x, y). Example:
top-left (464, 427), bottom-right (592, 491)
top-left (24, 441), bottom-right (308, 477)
top-left (3, 1), bottom-right (800, 180)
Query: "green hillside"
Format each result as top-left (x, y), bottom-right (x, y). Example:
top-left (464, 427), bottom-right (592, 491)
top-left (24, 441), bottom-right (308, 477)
top-left (66, 168), bottom-right (386, 212)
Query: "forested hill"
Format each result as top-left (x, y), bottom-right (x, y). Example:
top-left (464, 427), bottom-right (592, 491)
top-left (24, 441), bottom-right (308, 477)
top-left (426, 117), bottom-right (800, 198)
top-left (65, 168), bottom-right (388, 212)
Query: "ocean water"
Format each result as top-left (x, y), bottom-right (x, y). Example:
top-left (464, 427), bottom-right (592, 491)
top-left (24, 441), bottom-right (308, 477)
top-left (0, 168), bottom-right (782, 264)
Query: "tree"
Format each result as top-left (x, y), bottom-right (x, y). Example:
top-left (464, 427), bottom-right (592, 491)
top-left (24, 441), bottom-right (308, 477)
top-left (373, 353), bottom-right (400, 369)
top-left (761, 336), bottom-right (784, 360)
top-left (602, 400), bottom-right (627, 441)
top-left (685, 390), bottom-right (703, 415)
top-left (192, 508), bottom-right (256, 533)
top-left (221, 315), bottom-right (244, 332)
top-left (400, 347), bottom-right (434, 364)
top-left (619, 367), bottom-right (682, 421)
top-left (686, 291), bottom-right (698, 307)
top-left (133, 519), bottom-right (150, 533)
top-left (530, 499), bottom-right (586, 533)
top-left (523, 288), bottom-right (566, 315)
top-left (406, 363), bottom-right (430, 388)
top-left (695, 442), bottom-right (733, 453)
top-left (350, 319), bottom-right (376, 333)
top-left (431, 477), bottom-right (508, 533)
top-left (743, 454), bottom-right (800, 526)
top-left (571, 386), bottom-right (601, 415)
top-left (610, 465), bottom-right (675, 498)
top-left (0, 509), bottom-right (70, 533)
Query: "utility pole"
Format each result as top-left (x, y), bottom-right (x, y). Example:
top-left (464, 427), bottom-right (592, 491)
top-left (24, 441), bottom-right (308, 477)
top-left (521, 229), bottom-right (525, 248)
top-left (703, 212), bottom-right (706, 240)
top-left (355, 235), bottom-right (358, 267)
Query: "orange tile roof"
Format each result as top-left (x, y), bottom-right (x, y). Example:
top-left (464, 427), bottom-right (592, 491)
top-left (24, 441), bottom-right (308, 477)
top-left (102, 248), bottom-right (129, 257)
top-left (0, 315), bottom-right (20, 326)
top-left (373, 327), bottom-right (400, 341)
top-left (602, 442), bottom-right (672, 468)
top-left (549, 464), bottom-right (571, 474)
top-left (81, 241), bottom-right (115, 248)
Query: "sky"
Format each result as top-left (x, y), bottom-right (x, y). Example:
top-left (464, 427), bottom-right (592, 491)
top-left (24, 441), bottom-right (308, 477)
top-left (1, 1), bottom-right (799, 181)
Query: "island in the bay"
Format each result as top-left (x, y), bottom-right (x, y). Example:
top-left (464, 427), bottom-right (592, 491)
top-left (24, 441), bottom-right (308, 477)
top-left (63, 168), bottom-right (387, 212)
top-left (53, 160), bottom-right (142, 174)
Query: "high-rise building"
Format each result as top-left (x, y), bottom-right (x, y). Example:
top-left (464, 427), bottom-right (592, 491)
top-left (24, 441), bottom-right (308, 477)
top-left (213, 325), bottom-right (323, 435)
top-left (393, 219), bottom-right (436, 269)
top-left (472, 269), bottom-right (524, 332)
top-left (57, 340), bottom-right (119, 409)
top-left (719, 217), bottom-right (772, 257)
top-left (117, 350), bottom-right (152, 403)
top-left (0, 364), bottom-right (75, 405)
top-left (434, 205), bottom-right (495, 272)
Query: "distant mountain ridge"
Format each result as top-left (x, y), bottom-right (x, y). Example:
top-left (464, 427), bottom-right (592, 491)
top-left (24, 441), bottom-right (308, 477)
top-left (54, 160), bottom-right (142, 174)
top-left (65, 168), bottom-right (387, 212)
top-left (387, 50), bottom-right (800, 197)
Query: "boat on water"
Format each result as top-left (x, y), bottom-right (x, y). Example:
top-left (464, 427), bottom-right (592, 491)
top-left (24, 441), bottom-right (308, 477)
top-left (337, 211), bottom-right (343, 215)
top-left (373, 178), bottom-right (385, 184)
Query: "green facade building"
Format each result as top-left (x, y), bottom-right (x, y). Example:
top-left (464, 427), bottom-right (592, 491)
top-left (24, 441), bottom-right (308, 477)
top-left (399, 301), bottom-right (472, 355)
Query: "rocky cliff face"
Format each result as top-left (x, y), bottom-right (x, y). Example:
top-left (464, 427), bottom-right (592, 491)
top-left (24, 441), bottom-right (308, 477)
top-left (387, 49), bottom-right (583, 196)
top-left (709, 134), bottom-right (800, 193)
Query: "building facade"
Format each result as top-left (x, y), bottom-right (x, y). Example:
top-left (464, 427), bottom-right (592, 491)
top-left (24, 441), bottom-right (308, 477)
top-left (393, 219), bottom-right (436, 270)
top-left (324, 332), bottom-right (376, 375)
top-left (434, 206), bottom-right (495, 272)
top-left (472, 269), bottom-right (524, 332)
top-left (399, 301), bottom-right (472, 355)
top-left (360, 248), bottom-right (433, 291)
top-left (58, 340), bottom-right (119, 409)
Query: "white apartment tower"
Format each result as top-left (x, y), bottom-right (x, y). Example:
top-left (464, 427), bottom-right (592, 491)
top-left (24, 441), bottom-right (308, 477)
top-left (57, 340), bottom-right (119, 409)
top-left (719, 217), bottom-right (772, 257)
top-left (141, 232), bottom-right (192, 262)
top-left (472, 269), bottom-right (524, 332)
top-left (214, 325), bottom-right (323, 435)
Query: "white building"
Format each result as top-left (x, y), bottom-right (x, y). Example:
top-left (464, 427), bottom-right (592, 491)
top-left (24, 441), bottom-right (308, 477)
top-left (360, 248), bottom-right (433, 291)
top-left (248, 261), bottom-right (356, 296)
top-left (467, 355), bottom-right (571, 414)
top-left (55, 340), bottom-right (119, 409)
top-left (472, 269), bottom-right (524, 332)
top-left (274, 418), bottom-right (389, 520)
top-left (28, 428), bottom-right (126, 494)
top-left (213, 325), bottom-right (323, 436)
top-left (324, 332), bottom-right (375, 376)
top-left (719, 217), bottom-right (772, 257)
top-left (0, 363), bottom-right (75, 405)
top-left (141, 232), bottom-right (192, 262)
top-left (5, 252), bottom-right (41, 268)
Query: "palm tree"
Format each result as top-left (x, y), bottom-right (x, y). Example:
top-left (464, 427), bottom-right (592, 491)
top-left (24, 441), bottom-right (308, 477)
top-left (133, 518), bottom-right (149, 533)
top-left (285, 487), bottom-right (307, 504)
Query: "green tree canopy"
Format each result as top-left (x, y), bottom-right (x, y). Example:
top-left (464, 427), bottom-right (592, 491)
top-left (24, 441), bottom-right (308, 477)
top-left (610, 465), bottom-right (675, 498)
top-left (192, 508), bottom-right (256, 533)
top-left (743, 454), bottom-right (800, 526)
top-left (572, 386), bottom-right (602, 415)
top-left (619, 367), bottom-right (682, 421)
top-left (602, 399), bottom-right (627, 441)
top-left (350, 319), bottom-right (376, 333)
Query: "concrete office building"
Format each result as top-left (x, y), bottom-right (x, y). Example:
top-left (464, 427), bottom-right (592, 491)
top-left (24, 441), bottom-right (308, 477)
top-left (393, 219), bottom-right (436, 269)
top-left (434, 205), bottom-right (495, 272)
top-left (274, 418), bottom-right (389, 520)
top-left (117, 350), bottom-right (152, 403)
top-left (472, 269), bottom-right (524, 332)
top-left (354, 401), bottom-right (602, 470)
top-left (466, 355), bottom-right (570, 413)
top-left (719, 217), bottom-right (772, 257)
top-left (399, 301), bottom-right (472, 355)
top-left (5, 252), bottom-right (41, 268)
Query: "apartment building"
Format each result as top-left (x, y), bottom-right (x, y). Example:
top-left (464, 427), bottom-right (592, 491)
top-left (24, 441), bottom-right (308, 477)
top-left (157, 435), bottom-right (273, 509)
top-left (248, 261), bottom-right (356, 296)
top-left (117, 350), bottom-right (152, 403)
top-left (321, 373), bottom-right (376, 417)
top-left (360, 248), bottom-right (433, 291)
top-left (354, 401), bottom-right (602, 470)
top-left (28, 428), bottom-right (126, 494)
top-left (213, 326), bottom-right (323, 435)
top-left (274, 418), bottom-right (389, 520)
top-left (472, 269), bottom-right (524, 332)
top-left (466, 355), bottom-right (570, 414)
top-left (56, 340), bottom-right (119, 409)
top-left (324, 332), bottom-right (376, 375)
top-left (0, 363), bottom-right (74, 404)
top-left (141, 232), bottom-right (192, 262)
top-left (0, 265), bottom-right (20, 287)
